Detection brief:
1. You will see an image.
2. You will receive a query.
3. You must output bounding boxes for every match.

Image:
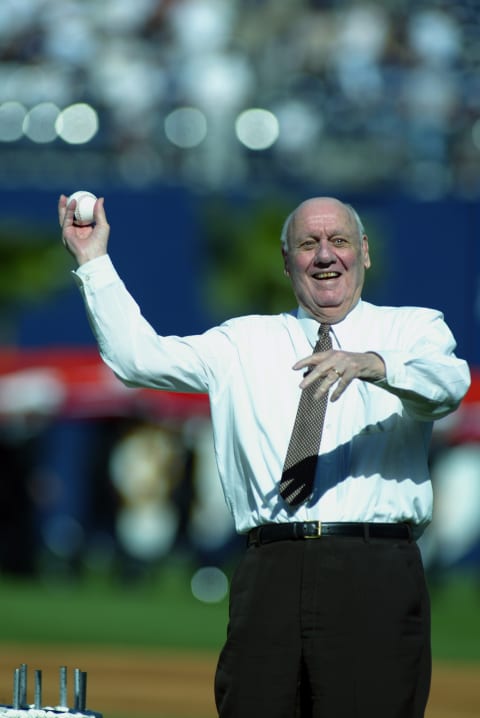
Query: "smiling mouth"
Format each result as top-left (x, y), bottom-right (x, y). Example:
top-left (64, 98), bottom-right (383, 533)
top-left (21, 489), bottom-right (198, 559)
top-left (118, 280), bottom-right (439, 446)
top-left (313, 271), bottom-right (340, 280)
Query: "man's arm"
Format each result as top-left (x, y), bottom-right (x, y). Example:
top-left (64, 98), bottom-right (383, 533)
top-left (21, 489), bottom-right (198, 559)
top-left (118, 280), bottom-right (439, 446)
top-left (59, 196), bottom-right (231, 396)
top-left (71, 255), bottom-right (214, 394)
top-left (294, 312), bottom-right (470, 420)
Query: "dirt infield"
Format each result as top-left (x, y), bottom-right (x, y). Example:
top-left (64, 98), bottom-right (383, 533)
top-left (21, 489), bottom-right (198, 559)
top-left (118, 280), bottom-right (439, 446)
top-left (0, 645), bottom-right (478, 718)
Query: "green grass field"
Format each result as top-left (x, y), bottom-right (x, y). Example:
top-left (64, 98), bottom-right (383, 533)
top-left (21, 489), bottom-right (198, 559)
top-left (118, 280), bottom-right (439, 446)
top-left (0, 564), bottom-right (228, 652)
top-left (0, 564), bottom-right (478, 658)
top-left (0, 564), bottom-right (478, 718)
top-left (429, 572), bottom-right (480, 662)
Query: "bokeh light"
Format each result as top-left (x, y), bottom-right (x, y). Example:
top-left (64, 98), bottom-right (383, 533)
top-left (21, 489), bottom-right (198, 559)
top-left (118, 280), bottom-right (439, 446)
top-left (55, 103), bottom-right (99, 145)
top-left (164, 107), bottom-right (208, 148)
top-left (0, 2), bottom-right (477, 195)
top-left (0, 101), bottom-right (26, 142)
top-left (191, 566), bottom-right (229, 603)
top-left (23, 102), bottom-right (60, 143)
top-left (235, 108), bottom-right (279, 151)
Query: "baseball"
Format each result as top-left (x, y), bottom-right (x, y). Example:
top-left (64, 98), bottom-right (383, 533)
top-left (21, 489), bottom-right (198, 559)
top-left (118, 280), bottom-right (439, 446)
top-left (67, 190), bottom-right (97, 225)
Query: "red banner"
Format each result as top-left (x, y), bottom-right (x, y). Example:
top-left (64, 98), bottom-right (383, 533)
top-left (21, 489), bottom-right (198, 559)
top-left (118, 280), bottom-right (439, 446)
top-left (0, 348), bottom-right (210, 421)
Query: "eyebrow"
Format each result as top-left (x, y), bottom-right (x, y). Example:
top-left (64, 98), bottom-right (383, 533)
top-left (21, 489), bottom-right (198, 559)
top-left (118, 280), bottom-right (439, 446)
top-left (296, 227), bottom-right (352, 240)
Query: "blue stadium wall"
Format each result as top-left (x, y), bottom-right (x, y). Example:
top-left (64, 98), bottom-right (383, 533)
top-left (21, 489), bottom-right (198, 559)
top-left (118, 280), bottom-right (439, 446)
top-left (1, 187), bottom-right (478, 370)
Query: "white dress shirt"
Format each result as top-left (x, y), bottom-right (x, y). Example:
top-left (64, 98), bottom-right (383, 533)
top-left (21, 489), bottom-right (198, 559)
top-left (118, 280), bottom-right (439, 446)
top-left (74, 255), bottom-right (470, 536)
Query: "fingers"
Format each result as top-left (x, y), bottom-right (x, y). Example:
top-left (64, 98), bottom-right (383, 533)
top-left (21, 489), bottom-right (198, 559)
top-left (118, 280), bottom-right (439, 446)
top-left (58, 193), bottom-right (78, 230)
top-left (294, 349), bottom-right (382, 401)
top-left (58, 193), bottom-right (110, 265)
top-left (302, 367), bottom-right (347, 401)
top-left (59, 193), bottom-right (108, 234)
top-left (59, 194), bottom-right (107, 228)
top-left (329, 373), bottom-right (347, 402)
top-left (295, 351), bottom-right (338, 387)
top-left (296, 350), bottom-right (349, 401)
top-left (93, 196), bottom-right (106, 225)
top-left (58, 194), bottom-right (68, 226)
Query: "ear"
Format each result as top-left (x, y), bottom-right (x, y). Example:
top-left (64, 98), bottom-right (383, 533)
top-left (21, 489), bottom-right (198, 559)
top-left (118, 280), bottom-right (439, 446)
top-left (362, 236), bottom-right (371, 269)
top-left (282, 247), bottom-right (290, 276)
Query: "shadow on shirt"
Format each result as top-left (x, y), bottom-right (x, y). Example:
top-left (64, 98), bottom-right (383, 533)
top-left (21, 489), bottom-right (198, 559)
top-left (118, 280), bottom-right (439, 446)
top-left (262, 409), bottom-right (432, 519)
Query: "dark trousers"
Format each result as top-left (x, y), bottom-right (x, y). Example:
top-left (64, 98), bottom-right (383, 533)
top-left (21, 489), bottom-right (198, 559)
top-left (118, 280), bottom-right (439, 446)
top-left (215, 534), bottom-right (431, 718)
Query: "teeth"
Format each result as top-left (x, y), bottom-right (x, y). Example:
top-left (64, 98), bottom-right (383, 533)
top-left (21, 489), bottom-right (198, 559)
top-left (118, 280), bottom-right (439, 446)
top-left (315, 272), bottom-right (338, 279)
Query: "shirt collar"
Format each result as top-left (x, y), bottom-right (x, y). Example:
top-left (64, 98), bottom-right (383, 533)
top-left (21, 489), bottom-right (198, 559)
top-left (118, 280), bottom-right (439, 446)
top-left (297, 300), bottom-right (364, 349)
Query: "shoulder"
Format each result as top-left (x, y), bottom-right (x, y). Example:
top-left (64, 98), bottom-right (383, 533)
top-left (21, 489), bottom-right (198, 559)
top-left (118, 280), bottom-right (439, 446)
top-left (358, 301), bottom-right (452, 348)
top-left (218, 311), bottom-right (299, 335)
top-left (217, 312), bottom-right (300, 342)
top-left (360, 301), bottom-right (444, 324)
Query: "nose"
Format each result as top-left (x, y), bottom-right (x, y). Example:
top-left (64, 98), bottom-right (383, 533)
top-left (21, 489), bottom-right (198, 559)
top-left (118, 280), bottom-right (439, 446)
top-left (314, 238), bottom-right (335, 264)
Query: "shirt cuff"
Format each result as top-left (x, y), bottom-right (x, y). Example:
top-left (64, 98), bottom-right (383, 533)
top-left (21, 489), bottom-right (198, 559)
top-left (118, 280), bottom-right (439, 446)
top-left (72, 254), bottom-right (121, 291)
top-left (375, 350), bottom-right (415, 390)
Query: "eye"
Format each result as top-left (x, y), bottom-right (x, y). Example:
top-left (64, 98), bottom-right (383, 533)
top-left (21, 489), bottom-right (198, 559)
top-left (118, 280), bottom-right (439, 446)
top-left (299, 238), bottom-right (317, 249)
top-left (332, 236), bottom-right (349, 247)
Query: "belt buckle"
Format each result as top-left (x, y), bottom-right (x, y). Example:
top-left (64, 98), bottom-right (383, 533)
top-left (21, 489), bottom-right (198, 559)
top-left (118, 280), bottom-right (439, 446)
top-left (304, 521), bottom-right (322, 538)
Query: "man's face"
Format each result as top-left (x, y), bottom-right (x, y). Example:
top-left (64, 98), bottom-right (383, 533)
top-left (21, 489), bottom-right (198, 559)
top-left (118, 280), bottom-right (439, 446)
top-left (282, 198), bottom-right (371, 323)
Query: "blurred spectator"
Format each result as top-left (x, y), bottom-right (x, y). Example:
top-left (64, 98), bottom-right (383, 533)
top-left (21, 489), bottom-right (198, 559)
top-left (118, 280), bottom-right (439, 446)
top-left (422, 442), bottom-right (480, 577)
top-left (0, 0), bottom-right (480, 196)
top-left (109, 420), bottom-right (183, 573)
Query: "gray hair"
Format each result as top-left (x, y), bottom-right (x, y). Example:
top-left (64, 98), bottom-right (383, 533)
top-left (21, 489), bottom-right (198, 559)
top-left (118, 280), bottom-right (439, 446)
top-left (280, 201), bottom-right (365, 251)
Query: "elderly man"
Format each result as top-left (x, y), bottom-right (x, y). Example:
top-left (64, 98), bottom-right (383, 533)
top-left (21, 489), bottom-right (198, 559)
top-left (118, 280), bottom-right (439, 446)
top-left (59, 195), bottom-right (470, 718)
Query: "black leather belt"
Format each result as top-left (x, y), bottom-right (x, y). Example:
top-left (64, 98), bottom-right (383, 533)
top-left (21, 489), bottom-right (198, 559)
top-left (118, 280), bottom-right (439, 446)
top-left (247, 521), bottom-right (412, 546)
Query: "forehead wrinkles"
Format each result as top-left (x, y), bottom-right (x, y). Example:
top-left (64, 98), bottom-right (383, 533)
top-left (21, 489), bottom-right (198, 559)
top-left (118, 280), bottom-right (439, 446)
top-left (292, 205), bottom-right (355, 239)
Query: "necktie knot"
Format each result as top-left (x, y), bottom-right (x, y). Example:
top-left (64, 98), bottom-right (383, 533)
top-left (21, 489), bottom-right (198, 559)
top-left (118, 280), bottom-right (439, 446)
top-left (315, 323), bottom-right (331, 352)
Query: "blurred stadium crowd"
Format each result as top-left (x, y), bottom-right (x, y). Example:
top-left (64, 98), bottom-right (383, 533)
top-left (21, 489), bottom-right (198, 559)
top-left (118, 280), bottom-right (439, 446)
top-left (1, 0), bottom-right (480, 589)
top-left (1, 367), bottom-right (479, 590)
top-left (0, 367), bottom-right (240, 586)
top-left (1, 0), bottom-right (480, 196)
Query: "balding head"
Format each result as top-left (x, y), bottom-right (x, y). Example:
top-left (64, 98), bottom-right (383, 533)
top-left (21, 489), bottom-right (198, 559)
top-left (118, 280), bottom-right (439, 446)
top-left (281, 197), bottom-right (365, 252)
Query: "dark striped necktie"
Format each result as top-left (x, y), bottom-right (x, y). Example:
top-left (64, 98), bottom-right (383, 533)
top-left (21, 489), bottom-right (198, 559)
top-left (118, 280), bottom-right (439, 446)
top-left (280, 324), bottom-right (332, 506)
